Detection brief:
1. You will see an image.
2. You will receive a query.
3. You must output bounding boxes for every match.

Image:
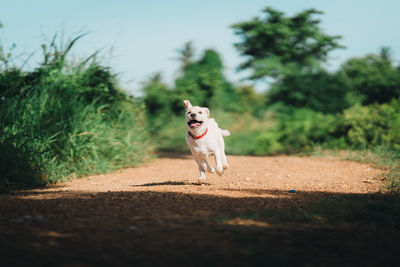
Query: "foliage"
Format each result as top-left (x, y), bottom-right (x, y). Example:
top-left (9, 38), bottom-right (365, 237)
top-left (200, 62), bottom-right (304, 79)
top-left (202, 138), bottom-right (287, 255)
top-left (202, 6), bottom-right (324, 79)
top-left (336, 99), bottom-right (400, 150)
top-left (175, 41), bottom-right (196, 69)
top-left (254, 107), bottom-right (337, 154)
top-left (267, 70), bottom-right (350, 113)
top-left (236, 85), bottom-right (264, 116)
top-left (0, 37), bottom-right (151, 191)
top-left (142, 47), bottom-right (245, 152)
top-left (339, 48), bottom-right (400, 105)
top-left (142, 73), bottom-right (178, 118)
top-left (175, 49), bottom-right (241, 112)
top-left (0, 135), bottom-right (47, 191)
top-left (232, 7), bottom-right (343, 79)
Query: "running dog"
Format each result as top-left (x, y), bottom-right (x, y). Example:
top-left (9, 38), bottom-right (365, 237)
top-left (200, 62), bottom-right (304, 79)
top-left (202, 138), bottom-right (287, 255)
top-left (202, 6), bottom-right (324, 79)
top-left (183, 100), bottom-right (230, 181)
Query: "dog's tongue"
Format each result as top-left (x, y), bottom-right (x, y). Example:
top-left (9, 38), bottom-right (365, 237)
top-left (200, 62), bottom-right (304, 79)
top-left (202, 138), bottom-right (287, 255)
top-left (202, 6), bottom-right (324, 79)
top-left (190, 122), bottom-right (201, 128)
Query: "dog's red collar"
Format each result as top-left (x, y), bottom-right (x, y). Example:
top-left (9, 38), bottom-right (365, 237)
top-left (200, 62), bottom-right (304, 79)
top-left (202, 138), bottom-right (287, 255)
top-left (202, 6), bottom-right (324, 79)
top-left (188, 128), bottom-right (208, 140)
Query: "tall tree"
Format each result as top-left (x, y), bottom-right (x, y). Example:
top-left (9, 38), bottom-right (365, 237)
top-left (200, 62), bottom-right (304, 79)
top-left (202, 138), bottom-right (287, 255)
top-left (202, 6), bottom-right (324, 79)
top-left (176, 41), bottom-right (195, 69)
top-left (267, 70), bottom-right (350, 113)
top-left (339, 49), bottom-right (400, 104)
top-left (0, 22), bottom-right (4, 66)
top-left (232, 7), bottom-right (344, 80)
top-left (142, 73), bottom-right (176, 117)
top-left (175, 49), bottom-right (240, 111)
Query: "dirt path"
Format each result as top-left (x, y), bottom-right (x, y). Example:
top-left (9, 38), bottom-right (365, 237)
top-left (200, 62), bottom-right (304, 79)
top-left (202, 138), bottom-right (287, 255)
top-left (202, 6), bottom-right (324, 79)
top-left (1, 155), bottom-right (399, 266)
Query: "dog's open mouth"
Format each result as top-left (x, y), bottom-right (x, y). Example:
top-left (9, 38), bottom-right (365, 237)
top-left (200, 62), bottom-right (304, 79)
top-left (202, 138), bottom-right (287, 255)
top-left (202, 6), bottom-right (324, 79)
top-left (188, 119), bottom-right (203, 129)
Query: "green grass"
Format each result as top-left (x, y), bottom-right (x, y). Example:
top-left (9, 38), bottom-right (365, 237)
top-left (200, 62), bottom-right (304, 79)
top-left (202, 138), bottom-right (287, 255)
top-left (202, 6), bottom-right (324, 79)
top-left (0, 37), bottom-right (152, 192)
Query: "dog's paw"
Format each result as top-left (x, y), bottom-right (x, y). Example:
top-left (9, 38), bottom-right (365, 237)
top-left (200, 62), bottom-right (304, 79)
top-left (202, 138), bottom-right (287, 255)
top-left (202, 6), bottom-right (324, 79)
top-left (223, 164), bottom-right (228, 170)
top-left (208, 167), bottom-right (215, 173)
top-left (199, 173), bottom-right (207, 181)
top-left (216, 167), bottom-right (224, 176)
top-left (198, 178), bottom-right (207, 184)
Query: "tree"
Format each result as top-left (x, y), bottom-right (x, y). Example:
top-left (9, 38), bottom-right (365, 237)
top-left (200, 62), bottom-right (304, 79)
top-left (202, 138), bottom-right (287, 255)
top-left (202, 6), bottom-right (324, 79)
top-left (267, 70), bottom-right (350, 113)
top-left (339, 48), bottom-right (400, 104)
top-left (142, 73), bottom-right (177, 117)
top-left (0, 22), bottom-right (4, 67)
top-left (232, 7), bottom-right (344, 80)
top-left (175, 41), bottom-right (195, 69)
top-left (175, 49), bottom-right (240, 112)
top-left (236, 85), bottom-right (264, 114)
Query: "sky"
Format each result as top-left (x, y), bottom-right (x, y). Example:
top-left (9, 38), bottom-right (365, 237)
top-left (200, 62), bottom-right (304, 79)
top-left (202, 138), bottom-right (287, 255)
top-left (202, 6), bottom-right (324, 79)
top-left (1, 0), bottom-right (400, 95)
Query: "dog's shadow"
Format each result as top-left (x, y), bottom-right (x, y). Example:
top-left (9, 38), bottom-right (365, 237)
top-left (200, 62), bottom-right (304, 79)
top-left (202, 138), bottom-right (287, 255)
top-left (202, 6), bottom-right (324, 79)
top-left (133, 180), bottom-right (210, 187)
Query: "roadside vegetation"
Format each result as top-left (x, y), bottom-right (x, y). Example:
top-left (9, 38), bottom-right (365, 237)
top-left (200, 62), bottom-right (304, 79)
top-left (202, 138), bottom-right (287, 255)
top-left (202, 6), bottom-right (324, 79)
top-left (0, 34), bottom-right (151, 191)
top-left (1, 6), bottom-right (400, 192)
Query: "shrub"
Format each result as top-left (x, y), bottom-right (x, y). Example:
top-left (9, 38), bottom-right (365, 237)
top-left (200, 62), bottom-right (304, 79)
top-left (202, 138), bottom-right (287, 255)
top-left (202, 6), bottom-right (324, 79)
top-left (337, 99), bottom-right (400, 150)
top-left (270, 107), bottom-right (337, 153)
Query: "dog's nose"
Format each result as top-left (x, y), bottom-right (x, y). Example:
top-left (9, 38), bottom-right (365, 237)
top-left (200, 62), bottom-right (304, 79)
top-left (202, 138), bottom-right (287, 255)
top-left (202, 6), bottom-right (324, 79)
top-left (190, 113), bottom-right (196, 118)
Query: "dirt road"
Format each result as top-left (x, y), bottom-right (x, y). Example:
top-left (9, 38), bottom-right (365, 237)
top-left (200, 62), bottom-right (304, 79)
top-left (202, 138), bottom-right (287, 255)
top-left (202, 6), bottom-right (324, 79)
top-left (1, 155), bottom-right (399, 266)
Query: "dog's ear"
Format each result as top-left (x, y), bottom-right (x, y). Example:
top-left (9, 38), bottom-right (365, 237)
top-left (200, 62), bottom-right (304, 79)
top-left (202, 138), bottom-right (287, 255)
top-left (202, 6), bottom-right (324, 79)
top-left (183, 100), bottom-right (192, 110)
top-left (203, 107), bottom-right (210, 118)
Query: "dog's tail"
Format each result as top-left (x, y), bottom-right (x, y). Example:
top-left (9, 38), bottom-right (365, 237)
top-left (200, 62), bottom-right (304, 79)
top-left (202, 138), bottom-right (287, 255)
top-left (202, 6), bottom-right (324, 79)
top-left (220, 129), bottom-right (231, 137)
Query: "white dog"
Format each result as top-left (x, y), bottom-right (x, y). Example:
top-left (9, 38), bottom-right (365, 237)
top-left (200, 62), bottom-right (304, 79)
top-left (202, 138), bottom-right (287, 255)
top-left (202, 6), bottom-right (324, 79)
top-left (183, 100), bottom-right (230, 181)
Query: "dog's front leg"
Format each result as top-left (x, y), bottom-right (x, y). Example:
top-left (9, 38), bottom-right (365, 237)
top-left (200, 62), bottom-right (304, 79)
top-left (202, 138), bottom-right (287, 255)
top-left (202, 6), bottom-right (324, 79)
top-left (194, 156), bottom-right (207, 181)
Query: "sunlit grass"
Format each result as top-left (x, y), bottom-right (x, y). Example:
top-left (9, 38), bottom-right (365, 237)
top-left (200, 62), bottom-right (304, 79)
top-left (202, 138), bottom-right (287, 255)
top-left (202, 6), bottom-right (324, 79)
top-left (0, 36), bottom-right (152, 191)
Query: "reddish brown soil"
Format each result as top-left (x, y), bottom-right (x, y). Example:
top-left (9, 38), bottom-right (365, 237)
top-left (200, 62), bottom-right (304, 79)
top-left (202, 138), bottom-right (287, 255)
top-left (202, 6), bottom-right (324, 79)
top-left (1, 155), bottom-right (399, 266)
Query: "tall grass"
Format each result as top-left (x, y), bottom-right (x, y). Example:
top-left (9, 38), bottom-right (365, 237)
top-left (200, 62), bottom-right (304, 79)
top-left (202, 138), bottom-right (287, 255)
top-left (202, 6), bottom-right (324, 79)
top-left (0, 36), bottom-right (151, 192)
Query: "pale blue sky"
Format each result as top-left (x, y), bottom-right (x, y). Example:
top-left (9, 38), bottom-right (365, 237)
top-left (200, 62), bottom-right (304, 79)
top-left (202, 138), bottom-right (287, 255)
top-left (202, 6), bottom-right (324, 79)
top-left (1, 0), bottom-right (399, 95)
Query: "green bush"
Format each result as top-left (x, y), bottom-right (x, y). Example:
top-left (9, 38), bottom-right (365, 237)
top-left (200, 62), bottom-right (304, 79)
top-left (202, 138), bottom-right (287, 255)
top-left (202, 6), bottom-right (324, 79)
top-left (256, 107), bottom-right (337, 154)
top-left (215, 111), bottom-right (274, 155)
top-left (151, 116), bottom-right (188, 152)
top-left (0, 136), bottom-right (47, 191)
top-left (337, 99), bottom-right (400, 150)
top-left (0, 38), bottom-right (151, 191)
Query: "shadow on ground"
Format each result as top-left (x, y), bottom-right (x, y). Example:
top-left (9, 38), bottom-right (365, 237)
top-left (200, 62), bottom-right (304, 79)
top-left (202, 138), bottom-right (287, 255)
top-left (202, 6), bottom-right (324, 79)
top-left (133, 180), bottom-right (210, 187)
top-left (1, 189), bottom-right (399, 266)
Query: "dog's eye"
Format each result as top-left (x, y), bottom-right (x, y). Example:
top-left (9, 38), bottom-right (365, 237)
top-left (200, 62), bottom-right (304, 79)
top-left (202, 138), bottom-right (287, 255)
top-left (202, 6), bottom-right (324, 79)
top-left (198, 111), bottom-right (202, 114)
